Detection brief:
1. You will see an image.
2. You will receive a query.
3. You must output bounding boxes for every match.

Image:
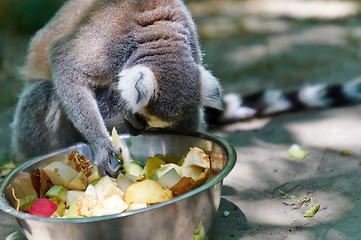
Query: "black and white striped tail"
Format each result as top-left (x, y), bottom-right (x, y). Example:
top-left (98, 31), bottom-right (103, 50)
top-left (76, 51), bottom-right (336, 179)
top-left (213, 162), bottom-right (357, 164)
top-left (205, 78), bottom-right (361, 126)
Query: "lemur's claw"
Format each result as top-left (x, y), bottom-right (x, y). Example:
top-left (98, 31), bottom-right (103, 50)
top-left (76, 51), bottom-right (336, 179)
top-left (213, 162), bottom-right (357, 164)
top-left (106, 158), bottom-right (124, 177)
top-left (95, 146), bottom-right (124, 178)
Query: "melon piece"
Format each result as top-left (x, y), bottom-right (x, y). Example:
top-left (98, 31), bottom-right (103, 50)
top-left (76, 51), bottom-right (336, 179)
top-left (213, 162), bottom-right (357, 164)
top-left (67, 171), bottom-right (88, 190)
top-left (42, 162), bottom-right (78, 186)
top-left (45, 185), bottom-right (69, 202)
top-left (156, 167), bottom-right (182, 189)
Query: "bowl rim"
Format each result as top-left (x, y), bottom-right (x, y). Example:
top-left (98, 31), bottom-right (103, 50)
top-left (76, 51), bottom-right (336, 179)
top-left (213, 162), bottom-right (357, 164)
top-left (0, 131), bottom-right (236, 223)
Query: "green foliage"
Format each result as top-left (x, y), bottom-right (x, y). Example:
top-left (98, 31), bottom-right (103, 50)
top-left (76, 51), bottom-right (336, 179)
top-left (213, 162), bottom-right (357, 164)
top-left (0, 0), bottom-right (64, 34)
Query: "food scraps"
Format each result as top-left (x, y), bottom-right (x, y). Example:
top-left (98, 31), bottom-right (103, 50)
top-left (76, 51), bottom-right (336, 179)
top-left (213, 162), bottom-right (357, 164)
top-left (13, 133), bottom-right (214, 218)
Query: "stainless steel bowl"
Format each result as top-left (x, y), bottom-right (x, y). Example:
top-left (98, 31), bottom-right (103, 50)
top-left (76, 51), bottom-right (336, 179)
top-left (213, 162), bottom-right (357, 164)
top-left (0, 132), bottom-right (236, 240)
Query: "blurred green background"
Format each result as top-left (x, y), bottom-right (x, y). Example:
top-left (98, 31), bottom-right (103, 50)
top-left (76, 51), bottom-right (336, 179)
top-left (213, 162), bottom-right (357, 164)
top-left (0, 0), bottom-right (64, 165)
top-left (1, 0), bottom-right (361, 165)
top-left (0, 0), bottom-right (63, 34)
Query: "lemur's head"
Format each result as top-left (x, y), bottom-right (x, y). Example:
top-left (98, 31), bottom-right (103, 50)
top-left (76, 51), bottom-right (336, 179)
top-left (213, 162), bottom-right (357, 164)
top-left (116, 63), bottom-right (222, 131)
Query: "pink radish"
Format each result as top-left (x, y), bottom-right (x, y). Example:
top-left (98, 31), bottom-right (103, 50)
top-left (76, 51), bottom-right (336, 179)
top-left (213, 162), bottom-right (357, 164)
top-left (29, 198), bottom-right (57, 217)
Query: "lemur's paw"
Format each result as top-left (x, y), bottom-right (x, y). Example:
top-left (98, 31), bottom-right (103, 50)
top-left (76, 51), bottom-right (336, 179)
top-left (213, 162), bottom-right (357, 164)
top-left (93, 142), bottom-right (123, 177)
top-left (98, 157), bottom-right (123, 178)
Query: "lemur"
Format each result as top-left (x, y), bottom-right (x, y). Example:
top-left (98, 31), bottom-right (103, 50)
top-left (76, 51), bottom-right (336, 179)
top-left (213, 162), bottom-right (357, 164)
top-left (11, 0), bottom-right (361, 176)
top-left (12, 0), bottom-right (222, 176)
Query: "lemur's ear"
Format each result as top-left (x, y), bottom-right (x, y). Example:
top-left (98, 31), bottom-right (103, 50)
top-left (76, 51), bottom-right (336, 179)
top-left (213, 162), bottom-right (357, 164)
top-left (117, 65), bottom-right (157, 113)
top-left (199, 66), bottom-right (223, 109)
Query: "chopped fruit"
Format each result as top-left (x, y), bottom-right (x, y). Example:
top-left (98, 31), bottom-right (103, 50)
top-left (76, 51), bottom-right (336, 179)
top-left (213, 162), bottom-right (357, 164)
top-left (157, 168), bottom-right (182, 189)
top-left (144, 157), bottom-right (165, 179)
top-left (19, 194), bottom-right (38, 212)
top-left (124, 162), bottom-right (144, 177)
top-left (42, 162), bottom-right (78, 187)
top-left (67, 172), bottom-right (88, 191)
top-left (124, 179), bottom-right (172, 205)
top-left (116, 173), bottom-right (135, 192)
top-left (29, 198), bottom-right (58, 217)
top-left (20, 134), bottom-right (216, 219)
top-left (45, 185), bottom-right (69, 202)
top-left (183, 147), bottom-right (211, 169)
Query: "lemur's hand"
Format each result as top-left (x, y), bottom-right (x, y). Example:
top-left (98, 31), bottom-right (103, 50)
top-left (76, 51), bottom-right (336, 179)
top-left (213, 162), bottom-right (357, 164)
top-left (92, 140), bottom-right (123, 177)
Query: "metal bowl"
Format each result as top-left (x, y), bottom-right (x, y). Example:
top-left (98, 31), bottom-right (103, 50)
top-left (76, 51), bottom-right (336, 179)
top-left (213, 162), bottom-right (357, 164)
top-left (0, 131), bottom-right (236, 240)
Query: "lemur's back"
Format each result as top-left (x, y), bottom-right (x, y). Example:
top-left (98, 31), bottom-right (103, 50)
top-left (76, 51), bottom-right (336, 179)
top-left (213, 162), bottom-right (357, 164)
top-left (22, 0), bottom-right (201, 83)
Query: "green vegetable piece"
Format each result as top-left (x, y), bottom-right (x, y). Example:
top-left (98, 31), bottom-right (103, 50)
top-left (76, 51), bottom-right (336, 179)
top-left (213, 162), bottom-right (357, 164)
top-left (88, 177), bottom-right (101, 186)
top-left (55, 201), bottom-right (66, 217)
top-left (304, 203), bottom-right (320, 217)
top-left (194, 221), bottom-right (208, 240)
top-left (46, 185), bottom-right (69, 202)
top-left (19, 194), bottom-right (38, 212)
top-left (124, 162), bottom-right (144, 177)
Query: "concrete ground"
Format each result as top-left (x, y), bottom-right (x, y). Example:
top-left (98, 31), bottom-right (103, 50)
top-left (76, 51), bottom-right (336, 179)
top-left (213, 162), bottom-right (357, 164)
top-left (1, 0), bottom-right (361, 239)
top-left (210, 106), bottom-right (361, 240)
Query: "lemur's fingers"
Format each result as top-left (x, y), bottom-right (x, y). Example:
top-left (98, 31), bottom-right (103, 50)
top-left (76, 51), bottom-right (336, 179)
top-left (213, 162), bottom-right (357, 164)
top-left (94, 143), bottom-right (123, 177)
top-left (108, 159), bottom-right (124, 177)
top-left (96, 155), bottom-right (123, 178)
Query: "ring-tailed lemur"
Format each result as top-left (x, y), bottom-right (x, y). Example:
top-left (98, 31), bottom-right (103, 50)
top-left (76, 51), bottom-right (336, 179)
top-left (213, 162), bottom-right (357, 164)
top-left (11, 0), bottom-right (361, 176)
top-left (12, 0), bottom-right (222, 176)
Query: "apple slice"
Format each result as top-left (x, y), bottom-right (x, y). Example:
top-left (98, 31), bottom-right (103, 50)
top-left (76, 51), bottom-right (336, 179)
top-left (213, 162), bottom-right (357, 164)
top-left (94, 176), bottom-right (124, 201)
top-left (182, 147), bottom-right (210, 169)
top-left (181, 147), bottom-right (211, 181)
top-left (124, 179), bottom-right (172, 205)
top-left (97, 195), bottom-right (128, 215)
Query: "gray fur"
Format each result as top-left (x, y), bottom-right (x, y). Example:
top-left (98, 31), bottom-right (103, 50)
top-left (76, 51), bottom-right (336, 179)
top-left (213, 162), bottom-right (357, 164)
top-left (12, 0), bottom-right (222, 176)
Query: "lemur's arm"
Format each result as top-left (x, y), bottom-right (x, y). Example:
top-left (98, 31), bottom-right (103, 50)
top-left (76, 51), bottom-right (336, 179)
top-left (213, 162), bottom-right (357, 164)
top-left (50, 41), bottom-right (122, 177)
